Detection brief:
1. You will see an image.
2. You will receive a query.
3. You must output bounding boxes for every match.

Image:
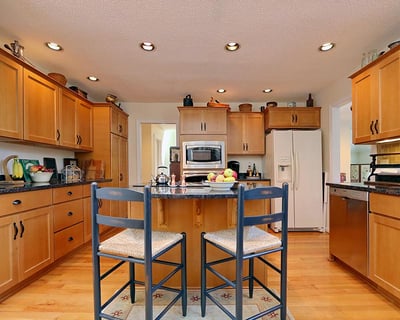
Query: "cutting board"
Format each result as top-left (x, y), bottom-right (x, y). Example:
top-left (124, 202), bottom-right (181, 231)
top-left (84, 160), bottom-right (105, 180)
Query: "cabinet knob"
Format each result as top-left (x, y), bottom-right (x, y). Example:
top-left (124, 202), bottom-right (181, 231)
top-left (68, 236), bottom-right (74, 242)
top-left (67, 211), bottom-right (73, 216)
top-left (67, 191), bottom-right (73, 196)
top-left (12, 199), bottom-right (22, 205)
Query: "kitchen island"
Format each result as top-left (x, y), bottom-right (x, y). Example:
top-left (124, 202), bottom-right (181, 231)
top-left (129, 182), bottom-right (271, 288)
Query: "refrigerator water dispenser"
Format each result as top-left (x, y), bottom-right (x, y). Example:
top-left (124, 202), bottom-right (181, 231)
top-left (277, 164), bottom-right (292, 182)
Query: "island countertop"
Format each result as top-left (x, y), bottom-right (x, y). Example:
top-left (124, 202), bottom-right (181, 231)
top-left (129, 181), bottom-right (272, 199)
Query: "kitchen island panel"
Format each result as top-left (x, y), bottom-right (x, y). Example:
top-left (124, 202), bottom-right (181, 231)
top-left (129, 196), bottom-right (268, 288)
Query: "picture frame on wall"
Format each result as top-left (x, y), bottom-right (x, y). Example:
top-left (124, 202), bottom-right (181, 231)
top-left (170, 147), bottom-right (180, 163)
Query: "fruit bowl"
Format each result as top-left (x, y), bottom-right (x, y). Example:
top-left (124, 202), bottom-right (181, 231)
top-left (208, 181), bottom-right (235, 191)
top-left (30, 171), bottom-right (53, 183)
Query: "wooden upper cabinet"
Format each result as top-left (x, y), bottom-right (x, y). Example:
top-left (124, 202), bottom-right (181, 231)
top-left (23, 69), bottom-right (58, 145)
top-left (178, 107), bottom-right (228, 135)
top-left (59, 89), bottom-right (93, 151)
top-left (76, 99), bottom-right (93, 150)
top-left (264, 107), bottom-right (321, 131)
top-left (59, 89), bottom-right (78, 148)
top-left (111, 105), bottom-right (129, 138)
top-left (227, 112), bottom-right (265, 155)
top-left (0, 52), bottom-right (23, 140)
top-left (351, 46), bottom-right (400, 144)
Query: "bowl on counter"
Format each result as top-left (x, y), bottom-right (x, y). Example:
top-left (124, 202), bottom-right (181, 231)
top-left (30, 171), bottom-right (53, 183)
top-left (208, 181), bottom-right (235, 191)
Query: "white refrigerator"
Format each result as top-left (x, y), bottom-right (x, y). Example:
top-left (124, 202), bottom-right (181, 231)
top-left (263, 129), bottom-right (323, 231)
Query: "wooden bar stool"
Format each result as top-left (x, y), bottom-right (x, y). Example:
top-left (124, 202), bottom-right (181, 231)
top-left (91, 183), bottom-right (187, 319)
top-left (201, 183), bottom-right (289, 319)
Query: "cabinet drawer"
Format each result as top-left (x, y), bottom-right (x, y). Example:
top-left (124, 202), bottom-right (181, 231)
top-left (53, 199), bottom-right (83, 232)
top-left (370, 193), bottom-right (400, 219)
top-left (53, 185), bottom-right (83, 203)
top-left (0, 190), bottom-right (52, 217)
top-left (54, 222), bottom-right (84, 260)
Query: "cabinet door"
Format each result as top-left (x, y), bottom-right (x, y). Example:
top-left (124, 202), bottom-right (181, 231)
top-left (18, 207), bottom-right (54, 280)
top-left (352, 69), bottom-right (377, 143)
top-left (294, 108), bottom-right (321, 128)
top-left (23, 69), bottom-right (58, 145)
top-left (76, 99), bottom-right (93, 150)
top-left (202, 108), bottom-right (227, 134)
top-left (0, 53), bottom-right (23, 139)
top-left (111, 134), bottom-right (128, 217)
top-left (245, 113), bottom-right (265, 154)
top-left (59, 89), bottom-right (77, 148)
top-left (369, 213), bottom-right (400, 299)
top-left (264, 108), bottom-right (294, 129)
top-left (111, 106), bottom-right (129, 138)
top-left (227, 113), bottom-right (245, 154)
top-left (0, 215), bottom-right (18, 294)
top-left (377, 51), bottom-right (400, 140)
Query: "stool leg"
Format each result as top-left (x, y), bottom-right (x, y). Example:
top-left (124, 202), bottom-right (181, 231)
top-left (200, 232), bottom-right (206, 317)
top-left (236, 254), bottom-right (243, 320)
top-left (181, 234), bottom-right (187, 316)
top-left (129, 262), bottom-right (135, 303)
top-left (249, 257), bottom-right (254, 298)
top-left (93, 254), bottom-right (101, 320)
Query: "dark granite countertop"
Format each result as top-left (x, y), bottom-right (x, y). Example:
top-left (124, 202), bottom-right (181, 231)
top-left (0, 179), bottom-right (112, 194)
top-left (326, 182), bottom-right (400, 196)
top-left (127, 181), bottom-right (272, 199)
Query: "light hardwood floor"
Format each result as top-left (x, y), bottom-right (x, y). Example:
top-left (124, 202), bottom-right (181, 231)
top-left (0, 232), bottom-right (399, 319)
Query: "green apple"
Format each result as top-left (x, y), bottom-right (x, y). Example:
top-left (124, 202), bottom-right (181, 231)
top-left (224, 168), bottom-right (233, 177)
top-left (215, 174), bottom-right (225, 182)
top-left (207, 172), bottom-right (216, 181)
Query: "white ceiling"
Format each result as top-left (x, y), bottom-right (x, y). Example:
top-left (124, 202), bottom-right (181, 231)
top-left (1, 0), bottom-right (400, 104)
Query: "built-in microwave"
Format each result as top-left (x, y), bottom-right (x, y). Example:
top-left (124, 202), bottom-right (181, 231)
top-left (182, 140), bottom-right (226, 170)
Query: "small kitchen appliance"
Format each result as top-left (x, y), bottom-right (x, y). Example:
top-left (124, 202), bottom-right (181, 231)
top-left (182, 140), bottom-right (225, 170)
top-left (227, 160), bottom-right (240, 174)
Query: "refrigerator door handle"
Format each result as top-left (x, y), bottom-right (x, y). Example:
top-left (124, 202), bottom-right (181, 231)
top-left (294, 152), bottom-right (299, 190)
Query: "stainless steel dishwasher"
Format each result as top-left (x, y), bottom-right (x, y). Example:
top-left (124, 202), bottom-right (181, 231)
top-left (329, 187), bottom-right (368, 276)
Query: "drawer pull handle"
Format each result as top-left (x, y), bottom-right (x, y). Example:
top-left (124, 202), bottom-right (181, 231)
top-left (13, 222), bottom-right (18, 240)
top-left (68, 236), bottom-right (74, 242)
top-left (12, 199), bottom-right (22, 205)
top-left (67, 191), bottom-right (73, 196)
top-left (67, 211), bottom-right (73, 216)
top-left (20, 221), bottom-right (25, 238)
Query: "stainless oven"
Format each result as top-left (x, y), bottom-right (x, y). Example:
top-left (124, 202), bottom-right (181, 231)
top-left (182, 140), bottom-right (225, 170)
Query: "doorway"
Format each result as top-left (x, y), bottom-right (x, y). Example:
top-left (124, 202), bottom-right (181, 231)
top-left (330, 101), bottom-right (371, 183)
top-left (140, 123), bottom-right (177, 183)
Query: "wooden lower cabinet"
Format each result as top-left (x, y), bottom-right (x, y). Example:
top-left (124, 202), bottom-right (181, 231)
top-left (0, 190), bottom-right (53, 296)
top-left (129, 191), bottom-right (270, 288)
top-left (52, 186), bottom-right (84, 260)
top-left (369, 193), bottom-right (400, 300)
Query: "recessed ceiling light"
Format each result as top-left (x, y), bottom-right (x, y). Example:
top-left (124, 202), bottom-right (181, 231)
top-left (45, 42), bottom-right (63, 51)
top-left (87, 76), bottom-right (99, 82)
top-left (225, 42), bottom-right (240, 51)
top-left (319, 42), bottom-right (335, 52)
top-left (140, 42), bottom-right (155, 51)
top-left (217, 88), bottom-right (226, 93)
top-left (263, 88), bottom-right (273, 93)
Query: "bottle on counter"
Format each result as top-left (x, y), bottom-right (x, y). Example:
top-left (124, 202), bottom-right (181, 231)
top-left (252, 163), bottom-right (257, 176)
top-left (247, 163), bottom-right (252, 177)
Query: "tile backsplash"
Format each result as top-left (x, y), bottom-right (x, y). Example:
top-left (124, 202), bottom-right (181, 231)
top-left (376, 141), bottom-right (400, 163)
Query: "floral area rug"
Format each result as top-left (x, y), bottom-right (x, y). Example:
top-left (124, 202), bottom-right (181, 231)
top-left (103, 288), bottom-right (295, 319)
